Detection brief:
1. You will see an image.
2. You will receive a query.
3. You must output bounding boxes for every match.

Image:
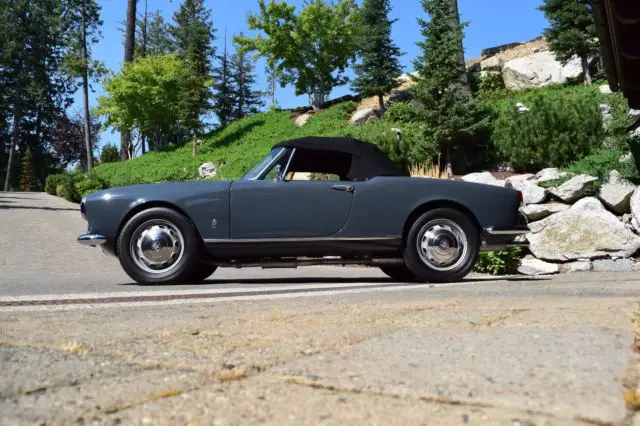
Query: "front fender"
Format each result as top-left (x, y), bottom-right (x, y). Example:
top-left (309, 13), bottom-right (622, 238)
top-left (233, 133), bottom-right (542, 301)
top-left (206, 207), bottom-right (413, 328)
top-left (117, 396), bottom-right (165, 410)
top-left (82, 181), bottom-right (232, 254)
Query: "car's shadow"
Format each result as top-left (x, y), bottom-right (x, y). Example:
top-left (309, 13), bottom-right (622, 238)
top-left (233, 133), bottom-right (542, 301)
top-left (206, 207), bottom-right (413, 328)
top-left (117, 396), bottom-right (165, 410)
top-left (118, 275), bottom-right (550, 287)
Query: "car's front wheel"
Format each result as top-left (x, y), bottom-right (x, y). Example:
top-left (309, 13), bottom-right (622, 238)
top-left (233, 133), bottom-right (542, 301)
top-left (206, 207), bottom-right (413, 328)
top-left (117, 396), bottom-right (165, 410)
top-left (379, 265), bottom-right (418, 282)
top-left (404, 208), bottom-right (479, 283)
top-left (117, 207), bottom-right (203, 285)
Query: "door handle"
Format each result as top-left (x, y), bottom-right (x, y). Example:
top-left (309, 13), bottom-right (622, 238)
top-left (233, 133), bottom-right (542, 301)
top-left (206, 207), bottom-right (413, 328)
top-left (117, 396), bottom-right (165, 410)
top-left (331, 184), bottom-right (355, 193)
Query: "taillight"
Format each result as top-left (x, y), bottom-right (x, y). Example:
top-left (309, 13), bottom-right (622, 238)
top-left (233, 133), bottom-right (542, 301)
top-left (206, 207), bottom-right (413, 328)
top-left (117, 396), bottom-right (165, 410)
top-left (517, 191), bottom-right (523, 206)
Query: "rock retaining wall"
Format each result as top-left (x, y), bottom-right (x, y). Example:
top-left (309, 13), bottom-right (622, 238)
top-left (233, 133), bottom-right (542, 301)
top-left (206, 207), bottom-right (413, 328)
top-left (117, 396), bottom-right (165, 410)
top-left (463, 169), bottom-right (640, 275)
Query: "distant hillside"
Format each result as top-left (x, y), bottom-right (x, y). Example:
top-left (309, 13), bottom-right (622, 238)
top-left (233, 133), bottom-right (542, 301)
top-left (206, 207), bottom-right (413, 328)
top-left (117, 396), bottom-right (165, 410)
top-left (92, 103), bottom-right (389, 187)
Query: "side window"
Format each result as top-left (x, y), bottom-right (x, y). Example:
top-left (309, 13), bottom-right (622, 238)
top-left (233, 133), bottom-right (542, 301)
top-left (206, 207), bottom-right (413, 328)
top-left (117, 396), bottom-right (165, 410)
top-left (262, 150), bottom-right (291, 181)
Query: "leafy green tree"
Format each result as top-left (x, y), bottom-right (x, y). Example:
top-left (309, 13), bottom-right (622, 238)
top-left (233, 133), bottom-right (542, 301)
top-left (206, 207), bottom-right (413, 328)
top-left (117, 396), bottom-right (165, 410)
top-left (61, 0), bottom-right (106, 171)
top-left (100, 143), bottom-right (119, 163)
top-left (538, 0), bottom-right (599, 85)
top-left (95, 54), bottom-right (197, 151)
top-left (171, 0), bottom-right (216, 135)
top-left (212, 35), bottom-right (234, 126)
top-left (411, 0), bottom-right (484, 176)
top-left (351, 0), bottom-right (403, 114)
top-left (238, 0), bottom-right (360, 110)
top-left (230, 36), bottom-right (264, 120)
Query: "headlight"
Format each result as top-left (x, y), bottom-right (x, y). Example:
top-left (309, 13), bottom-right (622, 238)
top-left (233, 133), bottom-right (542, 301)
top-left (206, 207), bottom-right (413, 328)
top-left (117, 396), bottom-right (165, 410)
top-left (80, 198), bottom-right (87, 221)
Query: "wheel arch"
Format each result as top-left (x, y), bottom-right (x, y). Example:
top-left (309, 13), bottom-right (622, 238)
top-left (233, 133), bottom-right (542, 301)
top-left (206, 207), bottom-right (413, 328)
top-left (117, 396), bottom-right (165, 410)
top-left (402, 200), bottom-right (482, 245)
top-left (115, 201), bottom-right (204, 256)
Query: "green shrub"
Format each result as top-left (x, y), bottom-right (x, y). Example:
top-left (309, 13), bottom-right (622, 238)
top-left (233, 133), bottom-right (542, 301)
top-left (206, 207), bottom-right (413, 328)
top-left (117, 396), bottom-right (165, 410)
top-left (55, 176), bottom-right (79, 203)
top-left (566, 148), bottom-right (639, 181)
top-left (474, 248), bottom-right (522, 275)
top-left (44, 174), bottom-right (68, 195)
top-left (385, 101), bottom-right (419, 123)
top-left (73, 174), bottom-right (109, 199)
top-left (100, 143), bottom-right (119, 164)
top-left (491, 86), bottom-right (605, 172)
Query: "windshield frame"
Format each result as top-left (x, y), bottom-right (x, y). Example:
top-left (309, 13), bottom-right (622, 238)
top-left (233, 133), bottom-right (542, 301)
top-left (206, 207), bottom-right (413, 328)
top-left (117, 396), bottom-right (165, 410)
top-left (240, 147), bottom-right (288, 180)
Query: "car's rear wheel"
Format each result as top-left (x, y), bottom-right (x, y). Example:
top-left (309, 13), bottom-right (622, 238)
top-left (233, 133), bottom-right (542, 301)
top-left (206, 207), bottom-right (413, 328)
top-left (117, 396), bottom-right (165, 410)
top-left (379, 265), bottom-right (418, 282)
top-left (117, 207), bottom-right (202, 285)
top-left (404, 208), bottom-right (479, 283)
top-left (188, 262), bottom-right (218, 283)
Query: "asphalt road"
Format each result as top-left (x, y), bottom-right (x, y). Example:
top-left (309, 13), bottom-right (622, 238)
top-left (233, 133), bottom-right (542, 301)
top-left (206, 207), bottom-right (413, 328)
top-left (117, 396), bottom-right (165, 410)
top-left (2, 191), bottom-right (640, 425)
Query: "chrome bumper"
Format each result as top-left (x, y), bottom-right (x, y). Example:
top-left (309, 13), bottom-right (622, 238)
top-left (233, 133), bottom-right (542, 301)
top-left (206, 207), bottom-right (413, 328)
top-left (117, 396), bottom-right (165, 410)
top-left (482, 226), bottom-right (530, 250)
top-left (77, 233), bottom-right (107, 246)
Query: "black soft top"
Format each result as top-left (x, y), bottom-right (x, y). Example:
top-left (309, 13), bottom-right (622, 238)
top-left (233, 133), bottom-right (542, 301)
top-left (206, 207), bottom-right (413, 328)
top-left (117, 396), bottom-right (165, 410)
top-left (273, 136), bottom-right (408, 181)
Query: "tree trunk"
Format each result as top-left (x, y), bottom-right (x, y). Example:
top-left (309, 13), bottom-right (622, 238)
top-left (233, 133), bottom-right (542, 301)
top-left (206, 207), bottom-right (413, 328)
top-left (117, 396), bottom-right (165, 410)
top-left (582, 55), bottom-right (592, 85)
top-left (377, 94), bottom-right (385, 114)
top-left (4, 91), bottom-right (22, 192)
top-left (81, 0), bottom-right (93, 171)
top-left (121, 0), bottom-right (137, 158)
top-left (445, 146), bottom-right (453, 179)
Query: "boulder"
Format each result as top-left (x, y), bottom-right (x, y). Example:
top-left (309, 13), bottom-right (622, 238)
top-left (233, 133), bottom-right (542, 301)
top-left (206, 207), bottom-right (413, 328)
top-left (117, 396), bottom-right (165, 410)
top-left (480, 56), bottom-right (503, 72)
top-left (599, 84), bottom-right (613, 95)
top-left (535, 168), bottom-right (565, 184)
top-left (198, 162), bottom-right (218, 179)
top-left (592, 258), bottom-right (634, 273)
top-left (599, 103), bottom-right (613, 131)
top-left (505, 175), bottom-right (546, 205)
top-left (630, 187), bottom-right (640, 232)
top-left (598, 170), bottom-right (635, 214)
top-left (549, 174), bottom-right (598, 203)
top-left (294, 113), bottom-right (311, 127)
top-left (460, 172), bottom-right (505, 187)
top-left (559, 260), bottom-right (592, 274)
top-left (517, 255), bottom-right (559, 276)
top-left (521, 203), bottom-right (569, 221)
top-left (350, 108), bottom-right (380, 125)
top-left (527, 197), bottom-right (640, 261)
top-left (505, 174), bottom-right (535, 186)
top-left (502, 51), bottom-right (582, 89)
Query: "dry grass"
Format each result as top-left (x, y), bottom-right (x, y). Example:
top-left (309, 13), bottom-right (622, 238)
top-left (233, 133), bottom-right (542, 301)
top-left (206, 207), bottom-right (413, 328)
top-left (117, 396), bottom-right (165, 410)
top-left (60, 341), bottom-right (88, 356)
top-left (217, 369), bottom-right (249, 382)
top-left (410, 157), bottom-right (448, 179)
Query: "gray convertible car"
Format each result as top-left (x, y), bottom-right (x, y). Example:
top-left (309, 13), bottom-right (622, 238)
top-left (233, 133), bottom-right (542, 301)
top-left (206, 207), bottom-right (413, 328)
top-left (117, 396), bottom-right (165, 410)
top-left (78, 136), bottom-right (528, 285)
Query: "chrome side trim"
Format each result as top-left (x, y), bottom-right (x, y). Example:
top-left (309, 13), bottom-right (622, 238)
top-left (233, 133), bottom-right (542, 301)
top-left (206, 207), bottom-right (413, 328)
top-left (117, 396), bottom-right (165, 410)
top-left (78, 233), bottom-right (107, 246)
top-left (484, 227), bottom-right (529, 236)
top-left (204, 236), bottom-right (401, 244)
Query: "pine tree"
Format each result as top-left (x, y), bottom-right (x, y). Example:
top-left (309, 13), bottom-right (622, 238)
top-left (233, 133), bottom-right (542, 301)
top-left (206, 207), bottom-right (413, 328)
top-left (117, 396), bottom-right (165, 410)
top-left (19, 146), bottom-right (35, 192)
top-left (351, 0), bottom-right (403, 114)
top-left (172, 0), bottom-right (216, 135)
top-left (411, 0), bottom-right (484, 177)
top-left (2, 0), bottom-right (71, 191)
top-left (61, 0), bottom-right (105, 171)
top-left (121, 0), bottom-right (137, 159)
top-left (212, 33), bottom-right (234, 126)
top-left (230, 36), bottom-right (263, 120)
top-left (137, 10), bottom-right (174, 57)
top-left (538, 0), bottom-right (599, 85)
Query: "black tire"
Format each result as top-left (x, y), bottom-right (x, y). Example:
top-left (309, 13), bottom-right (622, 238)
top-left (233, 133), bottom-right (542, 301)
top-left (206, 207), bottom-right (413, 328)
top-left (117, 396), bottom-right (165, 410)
top-left (379, 265), bottom-right (418, 282)
top-left (188, 262), bottom-right (218, 283)
top-left (117, 207), bottom-right (203, 285)
top-left (404, 208), bottom-right (479, 283)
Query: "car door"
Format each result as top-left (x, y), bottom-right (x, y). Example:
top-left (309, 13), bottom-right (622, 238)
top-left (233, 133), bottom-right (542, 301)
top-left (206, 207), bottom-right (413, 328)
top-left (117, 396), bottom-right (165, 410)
top-left (229, 179), bottom-right (355, 239)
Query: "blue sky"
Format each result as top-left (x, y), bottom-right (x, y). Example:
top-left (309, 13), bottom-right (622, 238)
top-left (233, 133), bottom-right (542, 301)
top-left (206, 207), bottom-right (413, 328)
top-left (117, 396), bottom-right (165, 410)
top-left (80, 0), bottom-right (548, 150)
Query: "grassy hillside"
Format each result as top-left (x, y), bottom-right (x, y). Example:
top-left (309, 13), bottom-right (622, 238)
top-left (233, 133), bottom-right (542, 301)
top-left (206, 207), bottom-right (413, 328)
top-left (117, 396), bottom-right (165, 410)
top-left (92, 102), bottom-right (395, 187)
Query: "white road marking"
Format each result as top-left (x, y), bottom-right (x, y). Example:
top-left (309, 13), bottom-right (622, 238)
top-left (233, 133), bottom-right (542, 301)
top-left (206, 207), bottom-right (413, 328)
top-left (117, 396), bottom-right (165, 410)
top-left (0, 281), bottom-right (481, 313)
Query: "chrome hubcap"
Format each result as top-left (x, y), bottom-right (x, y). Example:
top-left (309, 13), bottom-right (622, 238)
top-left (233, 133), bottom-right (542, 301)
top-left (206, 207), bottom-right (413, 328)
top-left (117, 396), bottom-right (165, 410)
top-left (417, 219), bottom-right (467, 271)
top-left (130, 220), bottom-right (184, 274)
